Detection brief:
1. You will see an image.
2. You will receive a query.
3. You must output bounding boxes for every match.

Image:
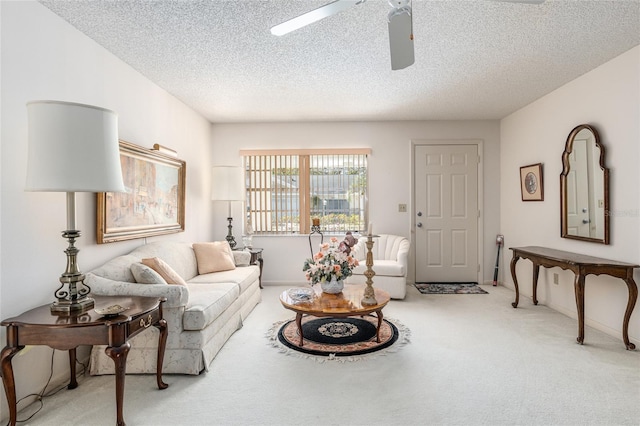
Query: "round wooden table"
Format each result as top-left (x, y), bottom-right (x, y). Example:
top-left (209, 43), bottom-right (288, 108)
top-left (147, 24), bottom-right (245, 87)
top-left (279, 284), bottom-right (390, 347)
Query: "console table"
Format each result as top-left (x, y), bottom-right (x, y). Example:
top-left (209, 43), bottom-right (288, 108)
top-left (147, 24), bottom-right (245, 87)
top-left (509, 246), bottom-right (638, 350)
top-left (1, 296), bottom-right (168, 426)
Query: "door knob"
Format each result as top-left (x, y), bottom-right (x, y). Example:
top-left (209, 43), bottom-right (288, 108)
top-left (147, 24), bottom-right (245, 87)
top-left (417, 222), bottom-right (423, 228)
top-left (417, 212), bottom-right (422, 217)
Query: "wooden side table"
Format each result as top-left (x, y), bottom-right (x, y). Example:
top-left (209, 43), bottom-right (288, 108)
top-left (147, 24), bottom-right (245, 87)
top-left (509, 246), bottom-right (638, 350)
top-left (0, 295), bottom-right (168, 426)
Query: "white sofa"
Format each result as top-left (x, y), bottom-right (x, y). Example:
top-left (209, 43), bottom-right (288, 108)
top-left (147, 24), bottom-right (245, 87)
top-left (85, 241), bottom-right (261, 375)
top-left (345, 234), bottom-right (410, 299)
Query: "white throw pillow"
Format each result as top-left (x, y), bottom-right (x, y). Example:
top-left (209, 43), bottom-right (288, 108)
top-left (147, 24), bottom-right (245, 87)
top-left (141, 257), bottom-right (187, 286)
top-left (193, 241), bottom-right (236, 274)
top-left (130, 262), bottom-right (167, 284)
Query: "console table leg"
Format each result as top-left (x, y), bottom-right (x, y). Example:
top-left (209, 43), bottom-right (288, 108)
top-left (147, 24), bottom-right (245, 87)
top-left (155, 319), bottom-right (169, 389)
top-left (532, 265), bottom-right (540, 305)
top-left (510, 255), bottom-right (520, 308)
top-left (1, 344), bottom-right (23, 426)
top-left (105, 342), bottom-right (131, 426)
top-left (622, 277), bottom-right (638, 350)
top-left (68, 348), bottom-right (78, 389)
top-left (574, 274), bottom-right (586, 345)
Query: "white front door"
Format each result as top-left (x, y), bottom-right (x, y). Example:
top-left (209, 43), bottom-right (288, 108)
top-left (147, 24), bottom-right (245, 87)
top-left (414, 144), bottom-right (479, 282)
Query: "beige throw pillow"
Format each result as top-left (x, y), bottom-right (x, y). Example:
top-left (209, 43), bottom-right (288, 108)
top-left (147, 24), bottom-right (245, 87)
top-left (141, 257), bottom-right (187, 286)
top-left (131, 262), bottom-right (167, 284)
top-left (193, 241), bottom-right (236, 274)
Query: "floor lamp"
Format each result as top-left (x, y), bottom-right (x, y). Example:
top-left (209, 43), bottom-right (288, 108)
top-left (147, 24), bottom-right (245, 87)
top-left (211, 166), bottom-right (245, 249)
top-left (25, 100), bottom-right (125, 314)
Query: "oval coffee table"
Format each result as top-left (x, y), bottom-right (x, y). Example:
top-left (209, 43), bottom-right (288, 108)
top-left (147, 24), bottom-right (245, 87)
top-left (279, 284), bottom-right (391, 347)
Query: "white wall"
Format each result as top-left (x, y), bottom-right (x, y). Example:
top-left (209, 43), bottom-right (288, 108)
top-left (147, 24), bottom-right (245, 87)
top-left (0, 2), bottom-right (213, 420)
top-left (211, 120), bottom-right (501, 286)
top-left (500, 46), bottom-right (640, 345)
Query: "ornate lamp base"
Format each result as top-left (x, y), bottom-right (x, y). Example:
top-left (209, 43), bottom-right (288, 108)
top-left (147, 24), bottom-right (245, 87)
top-left (51, 229), bottom-right (94, 315)
top-left (51, 295), bottom-right (95, 314)
top-left (226, 217), bottom-right (237, 249)
top-left (361, 234), bottom-right (379, 306)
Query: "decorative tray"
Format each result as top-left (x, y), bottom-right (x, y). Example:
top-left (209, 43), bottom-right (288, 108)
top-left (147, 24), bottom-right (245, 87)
top-left (95, 304), bottom-right (127, 317)
top-left (287, 287), bottom-right (314, 302)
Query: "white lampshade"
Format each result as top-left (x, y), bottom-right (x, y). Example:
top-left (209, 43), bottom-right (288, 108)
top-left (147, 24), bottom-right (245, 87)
top-left (211, 166), bottom-right (245, 201)
top-left (25, 100), bottom-right (125, 193)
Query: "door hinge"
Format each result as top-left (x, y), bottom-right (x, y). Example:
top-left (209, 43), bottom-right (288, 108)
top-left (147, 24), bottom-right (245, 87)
top-left (478, 210), bottom-right (481, 218)
top-left (478, 264), bottom-right (481, 272)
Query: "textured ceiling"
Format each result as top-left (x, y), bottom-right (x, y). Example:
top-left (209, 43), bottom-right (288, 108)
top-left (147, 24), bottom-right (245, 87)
top-left (40, 0), bottom-right (640, 123)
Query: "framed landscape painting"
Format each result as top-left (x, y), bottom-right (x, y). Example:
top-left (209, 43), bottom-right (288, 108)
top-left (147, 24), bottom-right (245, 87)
top-left (97, 140), bottom-right (186, 244)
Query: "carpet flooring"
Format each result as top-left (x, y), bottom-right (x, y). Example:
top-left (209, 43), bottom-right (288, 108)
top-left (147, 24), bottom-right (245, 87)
top-left (414, 282), bottom-right (488, 294)
top-left (7, 284), bottom-right (639, 426)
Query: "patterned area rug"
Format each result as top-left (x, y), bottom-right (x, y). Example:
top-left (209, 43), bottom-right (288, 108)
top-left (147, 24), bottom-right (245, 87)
top-left (414, 282), bottom-right (488, 294)
top-left (267, 315), bottom-right (410, 362)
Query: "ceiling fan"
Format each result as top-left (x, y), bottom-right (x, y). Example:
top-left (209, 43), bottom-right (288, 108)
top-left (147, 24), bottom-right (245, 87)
top-left (270, 0), bottom-right (545, 71)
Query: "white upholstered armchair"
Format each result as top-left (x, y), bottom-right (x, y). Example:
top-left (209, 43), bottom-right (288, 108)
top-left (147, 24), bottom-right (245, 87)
top-left (345, 234), bottom-right (410, 299)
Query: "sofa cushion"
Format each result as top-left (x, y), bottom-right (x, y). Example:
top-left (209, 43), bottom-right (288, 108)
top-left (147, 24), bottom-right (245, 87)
top-left (142, 257), bottom-right (187, 286)
top-left (352, 260), bottom-right (405, 277)
top-left (130, 263), bottom-right (167, 284)
top-left (188, 265), bottom-right (260, 294)
top-left (193, 242), bottom-right (236, 274)
top-left (129, 242), bottom-right (199, 281)
top-left (183, 282), bottom-right (239, 330)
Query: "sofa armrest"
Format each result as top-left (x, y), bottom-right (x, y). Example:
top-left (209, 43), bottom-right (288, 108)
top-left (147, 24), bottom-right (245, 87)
top-left (232, 250), bottom-right (251, 266)
top-left (396, 239), bottom-right (410, 273)
top-left (85, 273), bottom-right (189, 308)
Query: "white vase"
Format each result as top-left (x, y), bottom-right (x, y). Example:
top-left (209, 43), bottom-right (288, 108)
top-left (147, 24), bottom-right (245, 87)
top-left (321, 276), bottom-right (344, 294)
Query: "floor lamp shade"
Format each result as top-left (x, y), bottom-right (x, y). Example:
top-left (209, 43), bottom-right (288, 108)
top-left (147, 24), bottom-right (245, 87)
top-left (25, 100), bottom-right (125, 193)
top-left (211, 166), bottom-right (244, 249)
top-left (211, 166), bottom-right (245, 202)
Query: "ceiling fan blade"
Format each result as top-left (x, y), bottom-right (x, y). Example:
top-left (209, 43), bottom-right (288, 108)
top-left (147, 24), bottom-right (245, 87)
top-left (271, 0), bottom-right (364, 36)
top-left (388, 8), bottom-right (414, 70)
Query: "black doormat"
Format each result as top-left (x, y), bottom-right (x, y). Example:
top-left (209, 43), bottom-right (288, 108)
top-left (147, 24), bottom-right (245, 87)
top-left (414, 282), bottom-right (488, 294)
top-left (269, 315), bottom-right (410, 360)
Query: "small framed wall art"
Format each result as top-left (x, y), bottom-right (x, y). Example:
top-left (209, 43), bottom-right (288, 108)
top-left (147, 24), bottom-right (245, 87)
top-left (520, 163), bottom-right (544, 201)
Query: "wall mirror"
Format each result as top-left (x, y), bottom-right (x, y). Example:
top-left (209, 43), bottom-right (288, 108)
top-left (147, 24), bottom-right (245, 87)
top-left (560, 124), bottom-right (609, 244)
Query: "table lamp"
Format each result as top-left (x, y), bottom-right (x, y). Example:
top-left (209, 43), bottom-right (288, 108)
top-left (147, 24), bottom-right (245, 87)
top-left (25, 100), bottom-right (125, 314)
top-left (211, 166), bottom-right (245, 249)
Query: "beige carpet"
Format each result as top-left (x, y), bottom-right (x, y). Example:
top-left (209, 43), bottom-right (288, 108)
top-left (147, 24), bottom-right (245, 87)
top-left (10, 284), bottom-right (640, 425)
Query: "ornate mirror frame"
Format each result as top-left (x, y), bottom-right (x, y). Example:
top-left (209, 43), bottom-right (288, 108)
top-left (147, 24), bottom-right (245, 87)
top-left (560, 124), bottom-right (610, 244)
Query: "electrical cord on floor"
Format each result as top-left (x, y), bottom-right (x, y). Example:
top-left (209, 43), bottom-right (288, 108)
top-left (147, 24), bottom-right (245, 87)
top-left (6, 349), bottom-right (89, 425)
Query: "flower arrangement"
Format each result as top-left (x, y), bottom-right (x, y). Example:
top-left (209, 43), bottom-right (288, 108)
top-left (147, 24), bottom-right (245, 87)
top-left (303, 237), bottom-right (359, 285)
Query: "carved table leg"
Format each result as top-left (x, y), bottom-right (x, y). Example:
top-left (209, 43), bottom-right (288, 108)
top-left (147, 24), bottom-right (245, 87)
top-left (1, 344), bottom-right (24, 426)
top-left (532, 264), bottom-right (540, 305)
top-left (257, 258), bottom-right (264, 289)
top-left (296, 313), bottom-right (304, 347)
top-left (510, 254), bottom-right (520, 308)
top-left (68, 348), bottom-right (78, 389)
top-left (155, 319), bottom-right (169, 389)
top-left (622, 276), bottom-right (638, 350)
top-left (574, 273), bottom-right (586, 345)
top-left (105, 342), bottom-right (131, 426)
top-left (375, 310), bottom-right (383, 343)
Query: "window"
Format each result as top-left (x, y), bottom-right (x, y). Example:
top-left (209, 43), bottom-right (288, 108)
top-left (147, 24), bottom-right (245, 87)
top-left (241, 149), bottom-right (370, 234)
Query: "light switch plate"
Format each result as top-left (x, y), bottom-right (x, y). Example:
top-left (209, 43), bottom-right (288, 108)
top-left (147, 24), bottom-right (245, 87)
top-left (398, 204), bottom-right (407, 212)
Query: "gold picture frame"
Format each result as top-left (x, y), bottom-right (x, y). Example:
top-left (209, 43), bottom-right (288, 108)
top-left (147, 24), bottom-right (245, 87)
top-left (97, 140), bottom-right (186, 244)
top-left (520, 163), bottom-right (544, 201)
